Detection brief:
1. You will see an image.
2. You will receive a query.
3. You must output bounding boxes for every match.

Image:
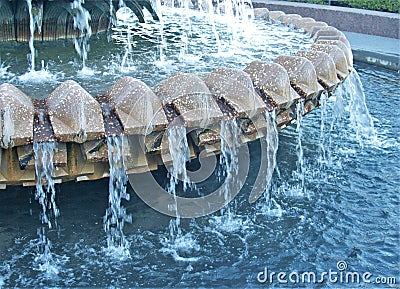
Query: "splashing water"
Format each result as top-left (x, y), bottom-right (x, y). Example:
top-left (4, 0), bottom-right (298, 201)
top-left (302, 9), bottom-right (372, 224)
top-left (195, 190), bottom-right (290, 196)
top-left (70, 0), bottom-right (92, 69)
top-left (33, 142), bottom-right (59, 275)
top-left (18, 60), bottom-right (58, 83)
top-left (103, 136), bottom-right (132, 256)
top-left (344, 70), bottom-right (377, 147)
top-left (0, 61), bottom-right (13, 79)
top-left (330, 85), bottom-right (345, 130)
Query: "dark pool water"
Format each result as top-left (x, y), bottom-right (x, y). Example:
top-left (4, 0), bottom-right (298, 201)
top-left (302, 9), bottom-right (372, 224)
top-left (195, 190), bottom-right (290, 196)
top-left (0, 62), bottom-right (398, 288)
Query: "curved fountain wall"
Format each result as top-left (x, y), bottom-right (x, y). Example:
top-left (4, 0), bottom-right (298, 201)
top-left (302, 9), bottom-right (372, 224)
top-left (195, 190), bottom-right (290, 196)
top-left (0, 0), bottom-right (158, 42)
top-left (0, 7), bottom-right (354, 189)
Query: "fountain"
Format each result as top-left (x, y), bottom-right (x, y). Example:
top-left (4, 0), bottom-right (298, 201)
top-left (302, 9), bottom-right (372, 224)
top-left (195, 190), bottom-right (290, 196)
top-left (0, 0), bottom-right (358, 206)
top-left (0, 0), bottom-right (388, 286)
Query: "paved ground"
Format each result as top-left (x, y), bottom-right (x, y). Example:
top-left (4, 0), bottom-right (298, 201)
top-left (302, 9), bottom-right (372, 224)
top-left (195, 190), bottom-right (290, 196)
top-left (343, 32), bottom-right (400, 70)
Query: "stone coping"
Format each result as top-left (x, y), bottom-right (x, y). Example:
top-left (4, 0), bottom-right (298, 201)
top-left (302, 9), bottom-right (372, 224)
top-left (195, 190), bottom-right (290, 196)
top-left (253, 0), bottom-right (399, 39)
top-left (0, 8), bottom-right (354, 187)
top-left (253, 1), bottom-right (399, 70)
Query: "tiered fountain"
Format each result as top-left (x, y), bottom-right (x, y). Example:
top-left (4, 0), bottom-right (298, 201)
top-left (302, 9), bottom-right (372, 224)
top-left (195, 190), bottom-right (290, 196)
top-left (0, 0), bottom-right (382, 285)
top-left (0, 1), bottom-right (354, 191)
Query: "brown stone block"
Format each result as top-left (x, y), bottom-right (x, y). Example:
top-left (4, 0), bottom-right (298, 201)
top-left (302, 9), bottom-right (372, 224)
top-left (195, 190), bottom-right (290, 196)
top-left (124, 135), bottom-right (149, 171)
top-left (76, 162), bottom-right (109, 182)
top-left (269, 11), bottom-right (285, 22)
top-left (154, 73), bottom-right (223, 128)
top-left (0, 148), bottom-right (35, 184)
top-left (239, 115), bottom-right (268, 144)
top-left (315, 39), bottom-right (353, 67)
top-left (274, 55), bottom-right (324, 100)
top-left (144, 131), bottom-right (163, 154)
top-left (294, 17), bottom-right (315, 29)
top-left (244, 60), bottom-right (300, 111)
top-left (17, 142), bottom-right (67, 170)
top-left (311, 44), bottom-right (350, 80)
top-left (81, 139), bottom-right (108, 163)
top-left (316, 34), bottom-right (351, 50)
top-left (313, 28), bottom-right (345, 41)
top-left (296, 50), bottom-right (340, 91)
top-left (105, 76), bottom-right (168, 135)
top-left (302, 21), bottom-right (328, 34)
top-left (280, 14), bottom-right (301, 26)
top-left (46, 80), bottom-right (105, 143)
top-left (276, 108), bottom-right (295, 130)
top-left (205, 67), bottom-right (266, 119)
top-left (0, 84), bottom-right (34, 148)
top-left (67, 142), bottom-right (95, 178)
top-left (253, 8), bottom-right (269, 20)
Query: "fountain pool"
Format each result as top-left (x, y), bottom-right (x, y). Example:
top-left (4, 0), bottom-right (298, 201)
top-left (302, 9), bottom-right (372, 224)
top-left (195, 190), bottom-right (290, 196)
top-left (0, 61), bottom-right (398, 287)
top-left (0, 7), bottom-right (313, 97)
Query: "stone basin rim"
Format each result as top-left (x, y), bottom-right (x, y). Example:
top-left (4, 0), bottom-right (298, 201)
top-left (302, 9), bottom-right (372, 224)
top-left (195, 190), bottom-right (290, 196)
top-left (0, 7), bottom-right (354, 188)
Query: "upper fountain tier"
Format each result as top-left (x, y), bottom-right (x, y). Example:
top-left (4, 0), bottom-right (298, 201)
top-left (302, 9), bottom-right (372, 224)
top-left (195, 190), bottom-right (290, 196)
top-left (0, 0), bottom-right (159, 42)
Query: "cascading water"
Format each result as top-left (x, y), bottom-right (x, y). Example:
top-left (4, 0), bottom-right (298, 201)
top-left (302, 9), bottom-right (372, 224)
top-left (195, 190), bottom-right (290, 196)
top-left (70, 0), bottom-right (92, 71)
top-left (325, 85), bottom-right (345, 166)
top-left (262, 111), bottom-right (281, 216)
top-left (318, 92), bottom-right (328, 167)
top-left (264, 111), bottom-right (279, 191)
top-left (33, 142), bottom-right (59, 274)
top-left (153, 0), bottom-right (167, 65)
top-left (294, 101), bottom-right (305, 195)
top-left (166, 126), bottom-right (191, 239)
top-left (22, 0), bottom-right (54, 82)
top-left (103, 136), bottom-right (132, 256)
top-left (213, 119), bottom-right (241, 231)
top-left (26, 0), bottom-right (36, 72)
top-left (345, 70), bottom-right (377, 147)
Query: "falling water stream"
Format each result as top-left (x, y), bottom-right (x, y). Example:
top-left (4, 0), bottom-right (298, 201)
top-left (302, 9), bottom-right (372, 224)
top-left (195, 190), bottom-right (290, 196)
top-left (216, 119), bottom-right (241, 229)
top-left (318, 92), bottom-right (328, 166)
top-left (166, 126), bottom-right (191, 240)
top-left (70, 0), bottom-right (92, 71)
top-left (103, 136), bottom-right (132, 256)
top-left (26, 0), bottom-right (36, 72)
top-left (294, 101), bottom-right (305, 195)
top-left (33, 142), bottom-right (59, 275)
top-left (345, 70), bottom-right (377, 146)
top-left (261, 111), bottom-right (280, 215)
top-left (264, 111), bottom-right (279, 191)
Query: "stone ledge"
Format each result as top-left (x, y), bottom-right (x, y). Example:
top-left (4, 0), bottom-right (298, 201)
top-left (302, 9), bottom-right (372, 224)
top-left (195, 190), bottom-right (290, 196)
top-left (253, 0), bottom-right (400, 39)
